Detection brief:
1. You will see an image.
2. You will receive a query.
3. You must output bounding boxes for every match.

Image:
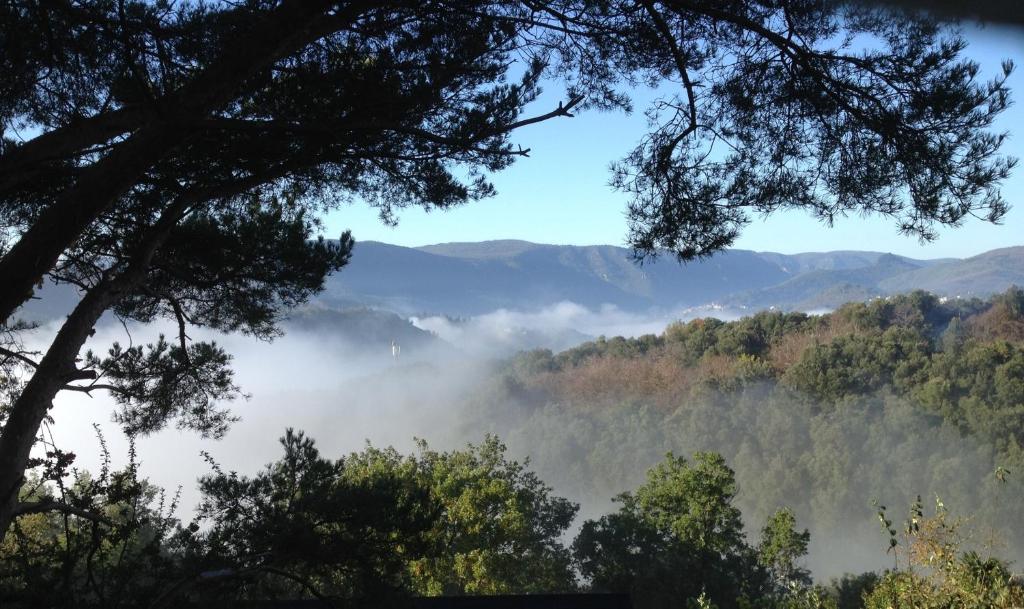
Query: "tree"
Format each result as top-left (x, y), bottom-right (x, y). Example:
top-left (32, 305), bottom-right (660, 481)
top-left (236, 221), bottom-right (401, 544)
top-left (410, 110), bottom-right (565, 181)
top-left (0, 430), bottom-right (578, 605)
top-left (863, 498), bottom-right (1024, 609)
top-left (758, 508), bottom-right (812, 591)
top-left (160, 432), bottom-right (577, 604)
top-left (827, 573), bottom-right (881, 609)
top-left (0, 0), bottom-right (582, 541)
top-left (348, 436), bottom-right (578, 595)
top-left (0, 0), bottom-right (1014, 540)
top-left (573, 452), bottom-right (769, 609)
top-left (174, 429), bottom-right (437, 604)
top-left (0, 433), bottom-right (181, 608)
top-left (939, 316), bottom-right (966, 354)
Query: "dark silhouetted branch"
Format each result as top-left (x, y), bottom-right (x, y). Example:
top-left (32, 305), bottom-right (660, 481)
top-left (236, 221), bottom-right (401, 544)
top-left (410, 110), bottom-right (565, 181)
top-left (14, 500), bottom-right (115, 526)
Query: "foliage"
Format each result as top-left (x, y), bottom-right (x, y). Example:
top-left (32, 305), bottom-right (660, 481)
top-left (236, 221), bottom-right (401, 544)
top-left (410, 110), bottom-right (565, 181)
top-left (759, 508), bottom-right (813, 590)
top-left (573, 452), bottom-right (770, 609)
top-left (175, 429), bottom-right (435, 603)
top-left (503, 289), bottom-right (1024, 452)
top-left (1, 425), bottom-right (1020, 609)
top-left (826, 573), bottom-right (881, 609)
top-left (84, 337), bottom-right (240, 438)
top-left (162, 432), bottom-right (577, 604)
top-left (781, 327), bottom-right (933, 404)
top-left (481, 288), bottom-right (1024, 577)
top-left (863, 498), bottom-right (1024, 609)
top-left (0, 431), bottom-right (180, 608)
top-left (347, 436), bottom-right (578, 595)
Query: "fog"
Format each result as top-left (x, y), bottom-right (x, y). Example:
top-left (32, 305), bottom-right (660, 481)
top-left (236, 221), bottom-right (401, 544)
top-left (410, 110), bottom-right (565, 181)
top-left (42, 300), bottom-right (724, 516)
top-left (32, 300), bottom-right (1022, 580)
top-left (44, 316), bottom-right (489, 516)
top-left (411, 301), bottom-right (742, 353)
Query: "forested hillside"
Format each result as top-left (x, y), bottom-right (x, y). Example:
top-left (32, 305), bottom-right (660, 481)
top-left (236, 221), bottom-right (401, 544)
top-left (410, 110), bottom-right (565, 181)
top-left (5, 290), bottom-right (1023, 608)
top-left (459, 289), bottom-right (1024, 575)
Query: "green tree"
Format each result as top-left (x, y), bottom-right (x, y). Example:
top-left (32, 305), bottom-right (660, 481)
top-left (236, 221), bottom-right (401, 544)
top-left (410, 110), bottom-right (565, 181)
top-left (664, 318), bottom-right (725, 365)
top-left (826, 573), bottom-right (881, 609)
top-left (574, 452), bottom-right (768, 609)
top-left (172, 433), bottom-right (577, 603)
top-left (914, 339), bottom-right (1024, 449)
top-left (177, 429), bottom-right (435, 604)
top-left (391, 436), bottom-right (577, 595)
top-left (758, 508), bottom-right (812, 590)
top-left (632, 453), bottom-right (746, 556)
top-left (782, 327), bottom-right (932, 404)
top-left (940, 316), bottom-right (966, 354)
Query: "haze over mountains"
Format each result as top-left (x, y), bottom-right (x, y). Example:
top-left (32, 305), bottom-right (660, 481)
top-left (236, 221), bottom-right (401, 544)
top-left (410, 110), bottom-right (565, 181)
top-left (21, 240), bottom-right (1024, 359)
top-left (319, 240), bottom-right (1024, 315)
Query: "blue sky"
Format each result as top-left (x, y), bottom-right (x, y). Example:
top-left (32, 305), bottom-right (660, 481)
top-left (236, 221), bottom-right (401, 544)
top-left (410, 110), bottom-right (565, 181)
top-left (324, 23), bottom-right (1024, 259)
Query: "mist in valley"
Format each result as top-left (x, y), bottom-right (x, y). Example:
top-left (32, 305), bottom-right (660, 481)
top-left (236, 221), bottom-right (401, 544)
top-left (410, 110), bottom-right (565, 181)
top-left (36, 299), bottom-right (1023, 582)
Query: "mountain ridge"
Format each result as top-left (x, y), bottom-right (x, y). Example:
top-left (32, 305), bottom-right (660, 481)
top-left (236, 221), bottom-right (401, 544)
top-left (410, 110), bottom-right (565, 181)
top-left (18, 241), bottom-right (1023, 325)
top-left (319, 240), bottom-right (1022, 315)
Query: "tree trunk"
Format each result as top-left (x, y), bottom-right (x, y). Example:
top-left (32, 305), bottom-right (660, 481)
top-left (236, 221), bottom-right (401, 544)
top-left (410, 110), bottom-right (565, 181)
top-left (0, 278), bottom-right (126, 539)
top-left (0, 197), bottom-right (188, 542)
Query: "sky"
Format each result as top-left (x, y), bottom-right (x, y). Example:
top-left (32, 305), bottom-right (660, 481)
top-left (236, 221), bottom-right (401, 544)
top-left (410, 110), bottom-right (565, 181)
top-left (323, 23), bottom-right (1024, 260)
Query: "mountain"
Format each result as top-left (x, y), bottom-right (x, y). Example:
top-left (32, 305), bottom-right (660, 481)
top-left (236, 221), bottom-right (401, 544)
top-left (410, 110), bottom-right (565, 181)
top-left (285, 306), bottom-right (442, 350)
top-left (876, 247), bottom-right (1024, 297)
top-left (318, 240), bottom-right (1023, 315)
top-left (733, 253), bottom-right (925, 310)
top-left (320, 241), bottom-right (792, 315)
top-left (17, 242), bottom-right (1023, 327)
top-left (757, 250), bottom-right (920, 274)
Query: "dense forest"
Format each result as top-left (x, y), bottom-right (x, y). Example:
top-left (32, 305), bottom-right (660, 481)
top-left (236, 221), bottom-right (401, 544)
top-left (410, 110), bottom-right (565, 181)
top-left (466, 288), bottom-right (1024, 569)
top-left (3, 288), bottom-right (1023, 608)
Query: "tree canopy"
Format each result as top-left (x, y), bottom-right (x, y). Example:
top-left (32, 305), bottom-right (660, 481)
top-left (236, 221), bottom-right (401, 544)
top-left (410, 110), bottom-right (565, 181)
top-left (573, 452), bottom-right (770, 609)
top-left (17, 432), bottom-right (578, 606)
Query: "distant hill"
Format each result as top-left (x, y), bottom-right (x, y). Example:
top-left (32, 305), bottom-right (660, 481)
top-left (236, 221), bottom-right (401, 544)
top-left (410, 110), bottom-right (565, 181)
top-left (285, 306), bottom-right (441, 350)
top-left (733, 253), bottom-right (924, 310)
top-left (318, 241), bottom-right (1023, 315)
top-left (877, 246), bottom-right (1024, 297)
top-left (756, 250), bottom-right (933, 274)
top-left (18, 242), bottom-right (1023, 326)
top-left (320, 241), bottom-right (790, 315)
